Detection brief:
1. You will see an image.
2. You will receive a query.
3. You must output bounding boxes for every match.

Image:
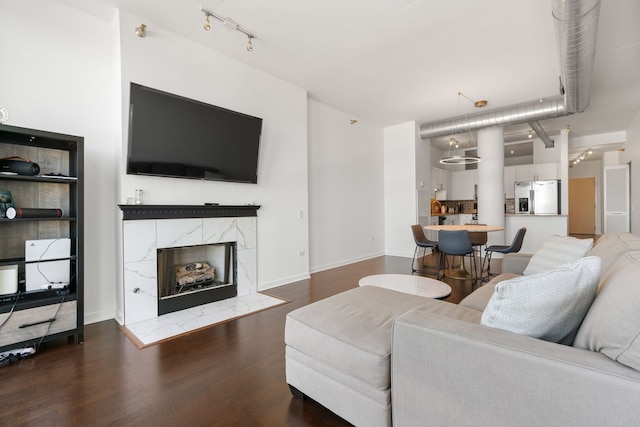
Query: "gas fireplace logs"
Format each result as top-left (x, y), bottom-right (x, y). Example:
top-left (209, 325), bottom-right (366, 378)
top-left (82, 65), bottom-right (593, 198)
top-left (175, 262), bottom-right (215, 292)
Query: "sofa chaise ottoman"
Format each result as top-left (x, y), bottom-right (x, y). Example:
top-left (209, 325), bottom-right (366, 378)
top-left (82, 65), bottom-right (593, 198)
top-left (285, 233), bottom-right (640, 426)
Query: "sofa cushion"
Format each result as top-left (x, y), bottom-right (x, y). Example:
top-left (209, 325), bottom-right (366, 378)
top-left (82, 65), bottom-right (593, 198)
top-left (481, 256), bottom-right (601, 344)
top-left (587, 232), bottom-right (640, 283)
top-left (574, 251), bottom-right (640, 372)
top-left (458, 273), bottom-right (520, 312)
top-left (523, 235), bottom-right (593, 276)
top-left (285, 285), bottom-right (481, 390)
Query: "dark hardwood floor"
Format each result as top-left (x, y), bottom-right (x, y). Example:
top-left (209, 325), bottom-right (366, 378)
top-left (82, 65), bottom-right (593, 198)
top-left (1, 254), bottom-right (484, 426)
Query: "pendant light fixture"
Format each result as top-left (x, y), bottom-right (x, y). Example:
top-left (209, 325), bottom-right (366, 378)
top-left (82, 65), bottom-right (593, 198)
top-left (440, 92), bottom-right (482, 165)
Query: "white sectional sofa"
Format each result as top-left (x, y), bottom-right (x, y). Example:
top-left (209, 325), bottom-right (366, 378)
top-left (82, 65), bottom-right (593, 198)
top-left (284, 233), bottom-right (640, 426)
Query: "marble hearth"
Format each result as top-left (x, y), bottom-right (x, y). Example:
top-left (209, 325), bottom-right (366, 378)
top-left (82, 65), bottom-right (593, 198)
top-left (119, 205), bottom-right (259, 326)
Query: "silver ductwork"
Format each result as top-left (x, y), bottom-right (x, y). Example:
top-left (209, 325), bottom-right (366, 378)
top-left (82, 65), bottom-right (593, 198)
top-left (553, 0), bottom-right (601, 114)
top-left (528, 121), bottom-right (555, 148)
top-left (419, 98), bottom-right (566, 140)
top-left (419, 0), bottom-right (601, 140)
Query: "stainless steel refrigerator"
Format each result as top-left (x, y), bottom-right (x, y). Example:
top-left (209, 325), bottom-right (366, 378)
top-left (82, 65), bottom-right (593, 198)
top-left (514, 180), bottom-right (560, 215)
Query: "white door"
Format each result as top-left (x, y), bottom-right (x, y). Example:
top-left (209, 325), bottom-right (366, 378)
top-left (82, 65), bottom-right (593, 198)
top-left (604, 165), bottom-right (630, 233)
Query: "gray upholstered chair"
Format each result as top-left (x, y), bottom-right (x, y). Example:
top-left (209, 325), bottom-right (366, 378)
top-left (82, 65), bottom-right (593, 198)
top-left (410, 224), bottom-right (439, 275)
top-left (482, 227), bottom-right (527, 278)
top-left (437, 230), bottom-right (477, 283)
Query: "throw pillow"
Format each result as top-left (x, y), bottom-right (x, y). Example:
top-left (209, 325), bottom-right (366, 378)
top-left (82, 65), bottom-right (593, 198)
top-left (523, 235), bottom-right (593, 276)
top-left (573, 251), bottom-right (640, 372)
top-left (481, 256), bottom-right (601, 344)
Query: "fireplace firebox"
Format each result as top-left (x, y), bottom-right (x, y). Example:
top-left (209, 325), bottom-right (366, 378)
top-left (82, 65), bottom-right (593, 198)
top-left (157, 242), bottom-right (237, 316)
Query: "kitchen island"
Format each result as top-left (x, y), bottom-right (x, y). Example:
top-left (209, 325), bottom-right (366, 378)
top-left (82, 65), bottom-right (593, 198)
top-left (505, 214), bottom-right (568, 253)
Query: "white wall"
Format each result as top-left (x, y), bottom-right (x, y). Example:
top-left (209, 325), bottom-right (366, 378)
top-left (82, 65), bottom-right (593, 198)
top-left (0, 1), bottom-right (117, 323)
top-left (0, 2), bottom-right (315, 325)
top-left (533, 137), bottom-right (561, 163)
top-left (622, 111), bottom-right (640, 233)
top-left (115, 11), bottom-right (310, 313)
top-left (307, 100), bottom-right (385, 272)
top-left (384, 122), bottom-right (418, 257)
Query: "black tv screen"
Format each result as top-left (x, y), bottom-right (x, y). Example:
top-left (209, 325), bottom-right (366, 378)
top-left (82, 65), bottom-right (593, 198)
top-left (127, 83), bottom-right (262, 183)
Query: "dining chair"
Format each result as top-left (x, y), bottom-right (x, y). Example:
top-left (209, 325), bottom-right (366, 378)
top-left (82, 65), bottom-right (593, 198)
top-left (482, 227), bottom-right (527, 279)
top-left (437, 230), bottom-right (477, 283)
top-left (465, 223), bottom-right (488, 258)
top-left (410, 224), bottom-right (439, 275)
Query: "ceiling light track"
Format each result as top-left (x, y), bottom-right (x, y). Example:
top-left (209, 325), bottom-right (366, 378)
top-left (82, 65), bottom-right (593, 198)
top-left (200, 6), bottom-right (257, 52)
top-left (569, 148), bottom-right (593, 167)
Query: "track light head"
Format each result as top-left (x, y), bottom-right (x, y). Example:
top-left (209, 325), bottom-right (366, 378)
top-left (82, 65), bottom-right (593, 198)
top-left (135, 24), bottom-right (147, 38)
top-left (246, 36), bottom-right (253, 52)
top-left (204, 14), bottom-right (211, 31)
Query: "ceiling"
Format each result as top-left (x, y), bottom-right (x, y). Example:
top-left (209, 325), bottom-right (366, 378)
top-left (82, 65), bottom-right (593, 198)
top-left (58, 0), bottom-right (640, 160)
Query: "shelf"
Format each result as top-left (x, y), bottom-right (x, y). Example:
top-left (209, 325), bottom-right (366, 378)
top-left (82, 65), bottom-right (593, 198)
top-left (0, 217), bottom-right (76, 223)
top-left (0, 123), bottom-right (84, 349)
top-left (0, 255), bottom-right (78, 267)
top-left (0, 290), bottom-right (77, 309)
top-left (0, 174), bottom-right (78, 184)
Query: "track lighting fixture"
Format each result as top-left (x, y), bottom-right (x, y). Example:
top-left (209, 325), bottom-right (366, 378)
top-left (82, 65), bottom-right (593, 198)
top-left (569, 148), bottom-right (593, 167)
top-left (135, 24), bottom-right (147, 38)
top-left (200, 7), bottom-right (257, 52)
top-left (528, 131), bottom-right (533, 139)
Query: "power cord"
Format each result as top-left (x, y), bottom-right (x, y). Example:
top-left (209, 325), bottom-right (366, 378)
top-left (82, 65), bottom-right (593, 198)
top-left (35, 238), bottom-right (60, 285)
top-left (0, 291), bottom-right (20, 329)
top-left (0, 294), bottom-right (65, 368)
top-left (34, 295), bottom-right (65, 351)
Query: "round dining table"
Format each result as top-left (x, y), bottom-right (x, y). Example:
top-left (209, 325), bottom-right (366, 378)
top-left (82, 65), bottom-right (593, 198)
top-left (424, 224), bottom-right (504, 280)
top-left (424, 224), bottom-right (504, 233)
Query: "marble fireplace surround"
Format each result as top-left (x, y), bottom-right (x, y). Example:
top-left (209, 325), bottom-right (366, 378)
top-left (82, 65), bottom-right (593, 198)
top-left (119, 205), bottom-right (260, 326)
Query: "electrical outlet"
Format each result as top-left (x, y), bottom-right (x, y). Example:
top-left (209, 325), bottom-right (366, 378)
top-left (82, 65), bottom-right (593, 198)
top-left (298, 251), bottom-right (305, 257)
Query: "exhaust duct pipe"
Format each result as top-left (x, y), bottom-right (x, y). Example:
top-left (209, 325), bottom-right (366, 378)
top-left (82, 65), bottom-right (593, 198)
top-left (419, 99), bottom-right (566, 140)
top-left (528, 121), bottom-right (555, 148)
top-left (419, 0), bottom-right (600, 140)
top-left (552, 0), bottom-right (601, 114)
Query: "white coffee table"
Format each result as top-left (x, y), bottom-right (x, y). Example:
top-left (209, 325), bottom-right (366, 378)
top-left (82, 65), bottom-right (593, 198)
top-left (358, 274), bottom-right (451, 299)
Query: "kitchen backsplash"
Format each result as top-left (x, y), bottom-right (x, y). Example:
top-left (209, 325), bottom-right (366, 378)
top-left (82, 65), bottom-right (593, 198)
top-left (438, 199), bottom-right (515, 214)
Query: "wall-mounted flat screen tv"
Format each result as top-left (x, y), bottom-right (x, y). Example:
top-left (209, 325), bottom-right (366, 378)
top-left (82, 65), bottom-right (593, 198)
top-left (127, 83), bottom-right (262, 183)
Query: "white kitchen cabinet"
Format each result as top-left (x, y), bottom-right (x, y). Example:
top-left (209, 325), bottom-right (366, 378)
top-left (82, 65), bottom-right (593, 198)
top-left (504, 166), bottom-right (517, 198)
top-left (451, 170), bottom-right (477, 200)
top-left (515, 163), bottom-right (558, 182)
top-left (515, 164), bottom-right (535, 182)
top-left (535, 163), bottom-right (559, 180)
top-left (431, 168), bottom-right (450, 200)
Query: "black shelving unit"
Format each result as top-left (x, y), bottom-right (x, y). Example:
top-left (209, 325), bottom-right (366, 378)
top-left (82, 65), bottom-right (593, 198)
top-left (0, 124), bottom-right (83, 351)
